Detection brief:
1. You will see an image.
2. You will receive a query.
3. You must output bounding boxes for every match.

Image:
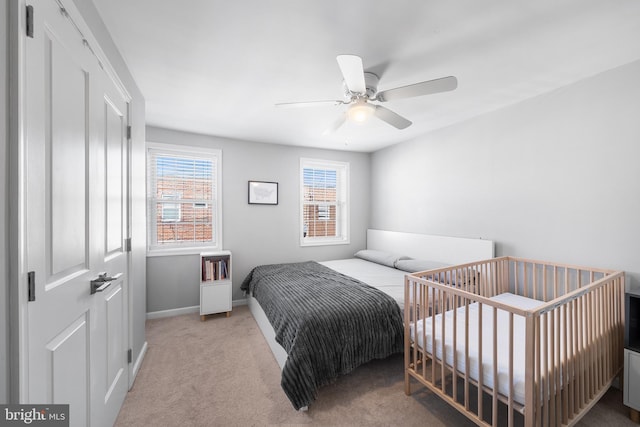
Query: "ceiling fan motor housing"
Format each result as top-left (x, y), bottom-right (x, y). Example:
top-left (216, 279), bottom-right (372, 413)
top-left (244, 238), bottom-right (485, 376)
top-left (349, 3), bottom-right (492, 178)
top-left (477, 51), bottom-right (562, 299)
top-left (342, 72), bottom-right (379, 101)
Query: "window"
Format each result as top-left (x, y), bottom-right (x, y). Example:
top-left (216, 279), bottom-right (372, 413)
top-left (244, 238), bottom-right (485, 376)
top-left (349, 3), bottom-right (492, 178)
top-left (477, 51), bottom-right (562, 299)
top-left (147, 143), bottom-right (222, 253)
top-left (300, 158), bottom-right (349, 246)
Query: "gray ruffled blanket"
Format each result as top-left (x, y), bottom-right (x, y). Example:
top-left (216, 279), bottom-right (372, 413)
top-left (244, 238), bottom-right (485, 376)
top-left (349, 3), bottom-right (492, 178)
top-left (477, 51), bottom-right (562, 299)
top-left (240, 261), bottom-right (404, 410)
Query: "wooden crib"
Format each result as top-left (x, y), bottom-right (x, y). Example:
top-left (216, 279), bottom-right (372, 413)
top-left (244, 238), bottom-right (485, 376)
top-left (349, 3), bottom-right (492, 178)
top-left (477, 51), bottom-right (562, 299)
top-left (404, 256), bottom-right (625, 426)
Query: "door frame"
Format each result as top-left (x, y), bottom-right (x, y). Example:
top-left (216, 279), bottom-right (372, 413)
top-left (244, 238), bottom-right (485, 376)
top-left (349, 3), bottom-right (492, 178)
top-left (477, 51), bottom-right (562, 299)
top-left (1, 0), bottom-right (13, 404)
top-left (7, 0), bottom-right (30, 403)
top-left (7, 0), bottom-right (134, 404)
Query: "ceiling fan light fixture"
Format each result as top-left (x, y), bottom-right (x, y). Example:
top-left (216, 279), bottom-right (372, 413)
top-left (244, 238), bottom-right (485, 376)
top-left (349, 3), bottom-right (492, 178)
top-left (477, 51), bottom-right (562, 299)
top-left (347, 101), bottom-right (375, 123)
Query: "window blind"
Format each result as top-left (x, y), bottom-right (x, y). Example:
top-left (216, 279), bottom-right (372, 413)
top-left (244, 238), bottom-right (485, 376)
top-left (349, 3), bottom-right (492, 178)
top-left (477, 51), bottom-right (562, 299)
top-left (300, 158), bottom-right (349, 246)
top-left (302, 167), bottom-right (338, 238)
top-left (147, 147), bottom-right (219, 249)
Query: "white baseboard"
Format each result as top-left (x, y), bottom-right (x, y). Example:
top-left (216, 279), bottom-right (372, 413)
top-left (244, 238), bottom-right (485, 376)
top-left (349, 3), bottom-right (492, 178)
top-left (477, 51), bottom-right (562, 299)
top-left (129, 341), bottom-right (148, 389)
top-left (146, 299), bottom-right (248, 320)
top-left (146, 305), bottom-right (199, 320)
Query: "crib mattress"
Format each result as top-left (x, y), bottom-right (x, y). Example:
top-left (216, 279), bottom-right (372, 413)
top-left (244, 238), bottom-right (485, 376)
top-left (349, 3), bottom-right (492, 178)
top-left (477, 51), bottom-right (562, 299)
top-left (410, 292), bottom-right (544, 405)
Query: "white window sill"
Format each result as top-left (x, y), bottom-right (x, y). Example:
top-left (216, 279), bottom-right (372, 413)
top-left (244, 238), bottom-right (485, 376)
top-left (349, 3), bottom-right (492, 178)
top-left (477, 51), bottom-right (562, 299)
top-left (147, 247), bottom-right (221, 257)
top-left (300, 238), bottom-right (350, 247)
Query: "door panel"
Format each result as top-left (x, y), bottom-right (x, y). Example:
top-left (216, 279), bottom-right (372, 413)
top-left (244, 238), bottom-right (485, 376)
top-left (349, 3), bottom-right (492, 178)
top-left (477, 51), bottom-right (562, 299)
top-left (46, 25), bottom-right (88, 279)
top-left (45, 314), bottom-right (88, 423)
top-left (105, 97), bottom-right (124, 255)
top-left (105, 284), bottom-right (124, 397)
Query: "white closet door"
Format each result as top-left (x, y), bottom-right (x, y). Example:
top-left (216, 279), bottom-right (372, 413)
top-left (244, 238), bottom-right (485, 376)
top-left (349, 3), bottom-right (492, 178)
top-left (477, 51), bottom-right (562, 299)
top-left (23, 1), bottom-right (130, 426)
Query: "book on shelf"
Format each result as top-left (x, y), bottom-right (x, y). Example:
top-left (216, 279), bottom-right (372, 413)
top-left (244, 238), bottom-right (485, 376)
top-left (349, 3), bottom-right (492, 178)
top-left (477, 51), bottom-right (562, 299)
top-left (220, 260), bottom-right (228, 280)
top-left (201, 256), bottom-right (229, 281)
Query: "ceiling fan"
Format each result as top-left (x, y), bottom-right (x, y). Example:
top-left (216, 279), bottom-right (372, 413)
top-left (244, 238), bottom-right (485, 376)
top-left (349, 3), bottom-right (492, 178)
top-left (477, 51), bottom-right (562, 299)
top-left (276, 54), bottom-right (458, 133)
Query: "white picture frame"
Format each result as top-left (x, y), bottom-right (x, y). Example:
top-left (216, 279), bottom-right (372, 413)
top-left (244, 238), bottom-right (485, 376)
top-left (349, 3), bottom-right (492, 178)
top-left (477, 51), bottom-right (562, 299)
top-left (248, 181), bottom-right (278, 205)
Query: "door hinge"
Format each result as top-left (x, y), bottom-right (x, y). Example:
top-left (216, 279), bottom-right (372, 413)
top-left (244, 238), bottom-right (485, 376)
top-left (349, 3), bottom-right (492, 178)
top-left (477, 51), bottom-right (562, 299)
top-left (27, 271), bottom-right (36, 302)
top-left (126, 125), bottom-right (132, 140)
top-left (124, 237), bottom-right (132, 252)
top-left (127, 349), bottom-right (132, 364)
top-left (26, 5), bottom-right (34, 38)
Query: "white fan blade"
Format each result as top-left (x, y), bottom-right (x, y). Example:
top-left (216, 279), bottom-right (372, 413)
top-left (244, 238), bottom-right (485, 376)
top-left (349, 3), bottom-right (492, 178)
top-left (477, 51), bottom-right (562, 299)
top-left (377, 76), bottom-right (457, 102)
top-left (336, 55), bottom-right (366, 95)
top-left (374, 105), bottom-right (412, 129)
top-left (323, 113), bottom-right (347, 135)
top-left (276, 100), bottom-right (343, 108)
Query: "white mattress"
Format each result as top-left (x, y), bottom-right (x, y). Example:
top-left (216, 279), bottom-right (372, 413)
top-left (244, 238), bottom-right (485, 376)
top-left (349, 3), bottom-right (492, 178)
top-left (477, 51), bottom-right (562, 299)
top-left (410, 292), bottom-right (544, 405)
top-left (320, 258), bottom-right (407, 306)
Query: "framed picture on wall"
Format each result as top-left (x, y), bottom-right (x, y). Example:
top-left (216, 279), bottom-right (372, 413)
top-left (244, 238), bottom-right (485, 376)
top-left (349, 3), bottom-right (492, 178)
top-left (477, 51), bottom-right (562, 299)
top-left (248, 181), bottom-right (278, 205)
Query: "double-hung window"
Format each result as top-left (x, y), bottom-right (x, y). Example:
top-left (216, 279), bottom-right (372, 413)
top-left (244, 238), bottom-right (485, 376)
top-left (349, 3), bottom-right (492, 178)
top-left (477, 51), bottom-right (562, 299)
top-left (147, 143), bottom-right (222, 253)
top-left (300, 158), bottom-right (349, 246)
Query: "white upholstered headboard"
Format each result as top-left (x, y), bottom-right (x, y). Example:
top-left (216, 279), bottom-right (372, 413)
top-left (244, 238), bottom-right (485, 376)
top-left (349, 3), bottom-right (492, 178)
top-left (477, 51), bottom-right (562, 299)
top-left (366, 229), bottom-right (494, 265)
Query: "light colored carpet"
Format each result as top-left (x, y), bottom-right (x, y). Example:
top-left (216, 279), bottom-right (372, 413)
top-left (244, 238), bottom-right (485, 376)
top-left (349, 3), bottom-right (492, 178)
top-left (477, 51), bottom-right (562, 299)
top-left (114, 305), bottom-right (636, 427)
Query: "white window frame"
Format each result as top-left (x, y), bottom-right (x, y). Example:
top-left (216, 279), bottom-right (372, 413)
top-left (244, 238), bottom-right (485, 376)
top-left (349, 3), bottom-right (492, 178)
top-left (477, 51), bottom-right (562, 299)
top-left (147, 142), bottom-right (223, 256)
top-left (299, 158), bottom-right (350, 246)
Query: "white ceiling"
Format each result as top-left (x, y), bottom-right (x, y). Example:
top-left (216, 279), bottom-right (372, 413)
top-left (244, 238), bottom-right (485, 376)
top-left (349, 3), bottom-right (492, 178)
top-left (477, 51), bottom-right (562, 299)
top-left (92, 0), bottom-right (640, 152)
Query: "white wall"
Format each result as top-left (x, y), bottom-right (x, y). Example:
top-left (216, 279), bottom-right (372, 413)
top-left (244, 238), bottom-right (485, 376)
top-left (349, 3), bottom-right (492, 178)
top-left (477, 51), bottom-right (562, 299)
top-left (371, 60), bottom-right (640, 290)
top-left (145, 126), bottom-right (371, 313)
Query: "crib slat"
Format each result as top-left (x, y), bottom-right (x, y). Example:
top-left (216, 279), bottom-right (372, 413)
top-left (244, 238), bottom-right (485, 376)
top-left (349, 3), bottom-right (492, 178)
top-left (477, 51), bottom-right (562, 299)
top-left (542, 264), bottom-right (548, 301)
top-left (558, 305), bottom-right (570, 424)
top-left (452, 290), bottom-right (459, 405)
top-left (464, 301), bottom-right (470, 411)
top-left (404, 276), bottom-right (411, 396)
top-left (605, 283), bottom-right (612, 384)
top-left (553, 306), bottom-right (563, 425)
top-left (525, 313), bottom-right (537, 427)
top-left (596, 286), bottom-right (602, 393)
top-left (606, 284), bottom-right (612, 380)
top-left (595, 288), bottom-right (601, 392)
top-left (492, 306), bottom-right (499, 427)
top-left (603, 285), bottom-right (609, 386)
top-left (587, 291), bottom-right (593, 400)
top-left (548, 311), bottom-right (555, 427)
top-left (566, 300), bottom-right (573, 420)
top-left (421, 283), bottom-right (427, 380)
top-left (508, 311), bottom-right (514, 427)
top-left (477, 300), bottom-right (484, 423)
top-left (585, 284), bottom-right (592, 402)
top-left (440, 288), bottom-right (446, 395)
top-left (534, 315), bottom-right (541, 427)
top-left (517, 261), bottom-right (521, 295)
top-left (430, 287), bottom-right (436, 382)
top-left (524, 262), bottom-right (529, 298)
top-left (576, 293), bottom-right (583, 412)
top-left (592, 289), bottom-right (597, 396)
top-left (578, 292), bottom-right (585, 414)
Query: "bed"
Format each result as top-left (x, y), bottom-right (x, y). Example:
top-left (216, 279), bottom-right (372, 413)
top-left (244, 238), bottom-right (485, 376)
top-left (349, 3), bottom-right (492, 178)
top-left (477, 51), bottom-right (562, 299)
top-left (404, 256), bottom-right (625, 426)
top-left (242, 229), bottom-right (494, 410)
